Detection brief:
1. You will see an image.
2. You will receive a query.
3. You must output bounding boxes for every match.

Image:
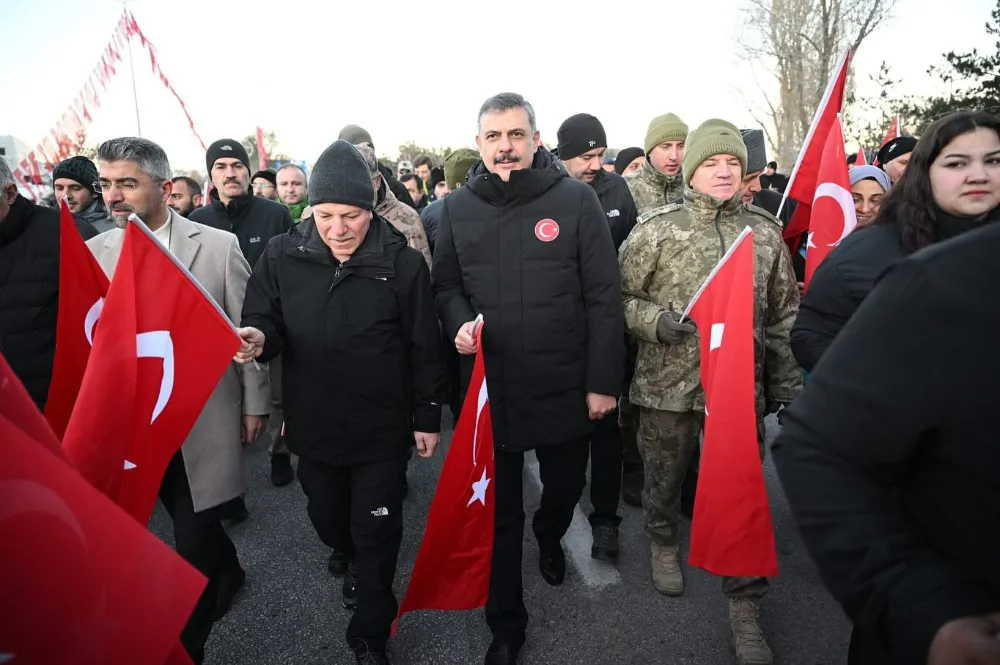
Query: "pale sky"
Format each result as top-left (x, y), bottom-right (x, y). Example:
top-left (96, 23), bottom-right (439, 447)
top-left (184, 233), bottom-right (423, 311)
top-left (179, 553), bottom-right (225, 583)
top-left (2, 0), bottom-right (994, 172)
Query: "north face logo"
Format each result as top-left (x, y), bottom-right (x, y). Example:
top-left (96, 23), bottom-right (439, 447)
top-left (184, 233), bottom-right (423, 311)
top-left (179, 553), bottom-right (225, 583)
top-left (249, 236), bottom-right (261, 243)
top-left (371, 506), bottom-right (389, 517)
top-left (221, 145), bottom-right (233, 151)
top-left (607, 209), bottom-right (620, 218)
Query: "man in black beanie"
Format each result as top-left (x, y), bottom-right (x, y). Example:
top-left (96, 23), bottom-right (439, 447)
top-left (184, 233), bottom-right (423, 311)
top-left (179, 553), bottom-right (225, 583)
top-left (875, 135), bottom-right (917, 184)
top-left (556, 112), bottom-right (638, 565)
top-left (238, 140), bottom-right (445, 665)
top-left (191, 138), bottom-right (294, 488)
top-left (614, 147), bottom-right (645, 176)
top-left (53, 155), bottom-right (113, 233)
top-left (251, 169), bottom-right (278, 201)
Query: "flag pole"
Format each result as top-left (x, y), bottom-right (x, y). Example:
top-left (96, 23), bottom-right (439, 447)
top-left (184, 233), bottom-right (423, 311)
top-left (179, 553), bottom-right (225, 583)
top-left (124, 3), bottom-right (142, 136)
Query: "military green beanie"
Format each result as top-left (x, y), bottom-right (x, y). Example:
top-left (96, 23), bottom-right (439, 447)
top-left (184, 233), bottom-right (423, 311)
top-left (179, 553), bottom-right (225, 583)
top-left (444, 148), bottom-right (481, 190)
top-left (644, 113), bottom-right (689, 155)
top-left (681, 119), bottom-right (748, 186)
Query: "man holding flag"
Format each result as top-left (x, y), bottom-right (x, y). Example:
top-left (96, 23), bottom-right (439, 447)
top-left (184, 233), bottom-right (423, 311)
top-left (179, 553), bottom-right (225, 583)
top-left (85, 137), bottom-right (270, 664)
top-left (619, 119), bottom-right (801, 664)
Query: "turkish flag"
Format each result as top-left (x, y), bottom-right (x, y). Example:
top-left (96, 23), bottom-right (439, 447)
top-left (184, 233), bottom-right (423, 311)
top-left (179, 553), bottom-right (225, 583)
top-left (684, 228), bottom-right (778, 578)
top-left (256, 126), bottom-right (268, 171)
top-left (0, 350), bottom-right (206, 665)
top-left (63, 219), bottom-right (242, 523)
top-left (804, 117), bottom-right (857, 288)
top-left (876, 115), bottom-right (900, 157)
top-left (855, 143), bottom-right (868, 166)
top-left (45, 199), bottom-right (111, 440)
top-left (779, 49), bottom-right (851, 249)
top-left (394, 316), bottom-right (494, 632)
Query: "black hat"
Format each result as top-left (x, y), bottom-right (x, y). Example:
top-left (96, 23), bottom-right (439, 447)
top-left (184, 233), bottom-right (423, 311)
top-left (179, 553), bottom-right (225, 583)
top-left (251, 169), bottom-right (277, 187)
top-left (206, 138), bottom-right (251, 174)
top-left (614, 147), bottom-right (645, 175)
top-left (53, 156), bottom-right (99, 194)
top-left (740, 128), bottom-right (768, 174)
top-left (338, 124), bottom-right (374, 149)
top-left (875, 136), bottom-right (917, 168)
top-left (308, 140), bottom-right (375, 211)
top-left (429, 166), bottom-right (446, 188)
top-left (556, 113), bottom-right (607, 161)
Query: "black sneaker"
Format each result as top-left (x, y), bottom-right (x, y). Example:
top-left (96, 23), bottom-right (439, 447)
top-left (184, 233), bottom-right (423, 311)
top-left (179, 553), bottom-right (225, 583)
top-left (270, 453), bottom-right (294, 487)
top-left (328, 550), bottom-right (350, 577)
top-left (342, 561), bottom-right (359, 610)
top-left (221, 496), bottom-right (249, 524)
top-left (351, 639), bottom-right (391, 664)
top-left (590, 524), bottom-right (619, 563)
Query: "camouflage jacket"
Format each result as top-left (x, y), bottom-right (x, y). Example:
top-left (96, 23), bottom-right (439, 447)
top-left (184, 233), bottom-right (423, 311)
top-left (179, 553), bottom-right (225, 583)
top-left (624, 160), bottom-right (685, 216)
top-left (376, 187), bottom-right (433, 269)
top-left (619, 187), bottom-right (802, 414)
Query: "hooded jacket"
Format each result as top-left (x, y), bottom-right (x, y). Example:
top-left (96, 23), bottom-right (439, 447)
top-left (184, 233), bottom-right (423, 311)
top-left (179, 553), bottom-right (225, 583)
top-left (619, 188), bottom-right (802, 415)
top-left (240, 216), bottom-right (445, 465)
top-left (624, 159), bottom-right (685, 216)
top-left (189, 188), bottom-right (292, 269)
top-left (589, 167), bottom-right (639, 250)
top-left (77, 198), bottom-right (114, 234)
top-left (432, 147), bottom-right (624, 451)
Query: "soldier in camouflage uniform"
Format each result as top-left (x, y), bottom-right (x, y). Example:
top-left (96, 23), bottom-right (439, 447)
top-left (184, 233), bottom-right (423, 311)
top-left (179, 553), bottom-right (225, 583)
top-left (619, 119), bottom-right (802, 665)
top-left (620, 112), bottom-right (691, 506)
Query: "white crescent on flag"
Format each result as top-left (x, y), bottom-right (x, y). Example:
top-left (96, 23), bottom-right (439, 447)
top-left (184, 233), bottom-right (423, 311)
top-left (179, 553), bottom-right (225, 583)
top-left (813, 182), bottom-right (858, 246)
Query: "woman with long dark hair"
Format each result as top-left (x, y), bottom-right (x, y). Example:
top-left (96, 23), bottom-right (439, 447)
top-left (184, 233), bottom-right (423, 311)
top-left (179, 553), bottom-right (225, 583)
top-left (790, 110), bottom-right (1000, 371)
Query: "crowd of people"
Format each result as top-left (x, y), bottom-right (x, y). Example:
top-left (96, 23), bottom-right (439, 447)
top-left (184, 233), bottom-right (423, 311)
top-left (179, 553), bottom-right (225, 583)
top-left (0, 91), bottom-right (998, 665)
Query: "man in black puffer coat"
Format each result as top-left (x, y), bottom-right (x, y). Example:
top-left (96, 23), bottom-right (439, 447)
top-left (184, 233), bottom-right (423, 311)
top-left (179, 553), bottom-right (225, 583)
top-left (0, 162), bottom-right (98, 410)
top-left (432, 93), bottom-right (624, 665)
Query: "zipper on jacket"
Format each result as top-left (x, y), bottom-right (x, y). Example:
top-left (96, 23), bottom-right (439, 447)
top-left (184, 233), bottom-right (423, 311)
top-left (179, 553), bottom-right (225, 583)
top-left (329, 263), bottom-right (341, 293)
top-left (713, 209), bottom-right (727, 257)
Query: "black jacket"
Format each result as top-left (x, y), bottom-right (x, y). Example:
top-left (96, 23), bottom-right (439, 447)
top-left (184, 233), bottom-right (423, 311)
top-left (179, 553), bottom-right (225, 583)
top-left (791, 212), bottom-right (994, 371)
top-left (420, 197), bottom-right (444, 254)
top-left (378, 163), bottom-right (417, 211)
top-left (240, 216), bottom-right (445, 465)
top-left (432, 148), bottom-right (624, 452)
top-left (0, 196), bottom-right (93, 409)
top-left (189, 189), bottom-right (292, 269)
top-left (772, 221), bottom-right (1000, 665)
top-left (590, 168), bottom-right (638, 250)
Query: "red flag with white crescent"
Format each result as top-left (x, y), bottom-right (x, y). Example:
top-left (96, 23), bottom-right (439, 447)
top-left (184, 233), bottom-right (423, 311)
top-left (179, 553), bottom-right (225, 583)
top-left (394, 316), bottom-right (495, 632)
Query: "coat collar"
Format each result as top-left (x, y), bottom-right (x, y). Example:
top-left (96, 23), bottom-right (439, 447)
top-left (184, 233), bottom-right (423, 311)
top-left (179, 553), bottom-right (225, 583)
top-left (99, 207), bottom-right (202, 270)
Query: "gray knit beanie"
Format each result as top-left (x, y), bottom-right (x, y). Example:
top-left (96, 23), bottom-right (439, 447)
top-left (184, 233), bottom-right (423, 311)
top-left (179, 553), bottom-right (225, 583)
top-left (740, 129), bottom-right (767, 174)
top-left (338, 124), bottom-right (374, 149)
top-left (308, 140), bottom-right (375, 211)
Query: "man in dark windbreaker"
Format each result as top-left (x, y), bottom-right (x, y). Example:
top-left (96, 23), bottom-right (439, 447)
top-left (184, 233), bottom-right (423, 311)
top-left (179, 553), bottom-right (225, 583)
top-left (236, 140), bottom-right (445, 665)
top-left (432, 92), bottom-right (624, 665)
top-left (556, 112), bottom-right (638, 566)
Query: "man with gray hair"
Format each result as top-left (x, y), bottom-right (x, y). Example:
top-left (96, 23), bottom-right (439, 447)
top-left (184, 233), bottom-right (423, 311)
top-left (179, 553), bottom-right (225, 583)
top-left (86, 136), bottom-right (271, 665)
top-left (432, 92), bottom-right (624, 665)
top-left (0, 159), bottom-right (97, 410)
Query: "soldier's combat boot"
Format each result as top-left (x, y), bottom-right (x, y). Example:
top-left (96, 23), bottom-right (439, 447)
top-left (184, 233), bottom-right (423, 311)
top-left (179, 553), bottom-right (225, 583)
top-left (728, 598), bottom-right (773, 665)
top-left (650, 542), bottom-right (684, 596)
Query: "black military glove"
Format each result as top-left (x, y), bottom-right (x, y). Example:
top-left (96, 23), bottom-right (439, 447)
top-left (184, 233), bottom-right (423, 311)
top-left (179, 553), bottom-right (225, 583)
top-left (655, 311), bottom-right (696, 345)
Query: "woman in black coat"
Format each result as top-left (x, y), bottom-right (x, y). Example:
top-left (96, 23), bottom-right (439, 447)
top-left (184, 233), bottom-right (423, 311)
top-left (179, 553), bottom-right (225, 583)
top-left (790, 111), bottom-right (1000, 371)
top-left (772, 117), bottom-right (1000, 665)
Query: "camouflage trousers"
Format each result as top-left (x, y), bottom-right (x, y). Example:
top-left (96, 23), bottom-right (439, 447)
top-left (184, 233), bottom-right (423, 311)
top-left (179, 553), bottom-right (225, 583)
top-left (638, 408), bottom-right (769, 599)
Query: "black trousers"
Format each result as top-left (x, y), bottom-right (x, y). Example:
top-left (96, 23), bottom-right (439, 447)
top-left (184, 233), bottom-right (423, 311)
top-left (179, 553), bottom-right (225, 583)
top-left (589, 411), bottom-right (623, 527)
top-left (158, 451), bottom-right (240, 665)
top-left (486, 438), bottom-right (590, 642)
top-left (297, 454), bottom-right (406, 652)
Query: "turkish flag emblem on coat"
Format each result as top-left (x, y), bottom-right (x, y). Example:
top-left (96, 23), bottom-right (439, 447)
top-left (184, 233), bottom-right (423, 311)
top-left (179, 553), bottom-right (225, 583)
top-left (684, 228), bottom-right (778, 578)
top-left (45, 200), bottom-right (110, 439)
top-left (804, 116), bottom-right (857, 288)
top-left (62, 219), bottom-right (242, 523)
top-left (395, 315), bottom-right (495, 632)
top-left (0, 351), bottom-right (206, 665)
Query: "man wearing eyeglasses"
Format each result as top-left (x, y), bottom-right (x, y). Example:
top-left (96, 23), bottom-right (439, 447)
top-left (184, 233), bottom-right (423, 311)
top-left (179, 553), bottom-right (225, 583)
top-left (189, 139), bottom-right (292, 271)
top-left (251, 169), bottom-right (279, 201)
top-left (87, 136), bottom-right (270, 665)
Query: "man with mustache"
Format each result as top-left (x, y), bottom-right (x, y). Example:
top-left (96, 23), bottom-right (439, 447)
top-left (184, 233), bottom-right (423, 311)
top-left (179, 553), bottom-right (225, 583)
top-left (87, 136), bottom-right (270, 664)
top-left (556, 112), bottom-right (638, 566)
top-left (432, 92), bottom-right (624, 665)
top-left (190, 139), bottom-right (295, 487)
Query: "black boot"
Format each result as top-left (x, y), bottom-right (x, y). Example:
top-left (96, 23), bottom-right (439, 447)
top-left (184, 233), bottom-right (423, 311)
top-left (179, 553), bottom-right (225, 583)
top-left (351, 639), bottom-right (391, 664)
top-left (484, 638), bottom-right (521, 665)
top-left (590, 524), bottom-right (619, 564)
top-left (621, 472), bottom-right (643, 507)
top-left (221, 496), bottom-right (249, 524)
top-left (538, 543), bottom-right (565, 586)
top-left (214, 565), bottom-right (246, 620)
top-left (270, 453), bottom-right (294, 487)
top-left (328, 550), bottom-right (350, 577)
top-left (342, 561), bottom-right (359, 610)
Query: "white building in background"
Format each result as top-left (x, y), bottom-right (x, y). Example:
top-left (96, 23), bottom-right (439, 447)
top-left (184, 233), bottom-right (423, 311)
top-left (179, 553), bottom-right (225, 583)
top-left (0, 135), bottom-right (31, 171)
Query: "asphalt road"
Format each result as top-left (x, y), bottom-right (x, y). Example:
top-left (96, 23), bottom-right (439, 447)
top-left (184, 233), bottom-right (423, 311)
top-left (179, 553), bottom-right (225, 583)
top-left (149, 414), bottom-right (851, 665)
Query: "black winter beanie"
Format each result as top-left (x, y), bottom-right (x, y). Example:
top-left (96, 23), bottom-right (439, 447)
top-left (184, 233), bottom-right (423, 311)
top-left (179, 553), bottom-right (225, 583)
top-left (556, 113), bottom-right (607, 160)
top-left (206, 138), bottom-right (251, 174)
top-left (308, 140), bottom-right (375, 211)
top-left (53, 156), bottom-right (99, 193)
top-left (614, 147), bottom-right (645, 175)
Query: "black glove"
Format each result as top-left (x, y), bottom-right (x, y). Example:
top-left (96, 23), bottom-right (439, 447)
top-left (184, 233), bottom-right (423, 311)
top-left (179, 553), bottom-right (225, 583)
top-left (656, 311), bottom-right (696, 345)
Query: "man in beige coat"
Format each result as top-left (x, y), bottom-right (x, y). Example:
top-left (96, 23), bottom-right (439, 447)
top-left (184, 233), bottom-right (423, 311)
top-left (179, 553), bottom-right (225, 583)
top-left (87, 137), bottom-right (270, 665)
